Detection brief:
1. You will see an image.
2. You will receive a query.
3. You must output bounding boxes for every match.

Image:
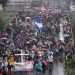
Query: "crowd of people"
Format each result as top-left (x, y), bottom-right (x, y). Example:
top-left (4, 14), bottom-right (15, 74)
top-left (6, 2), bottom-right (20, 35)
top-left (0, 7), bottom-right (75, 75)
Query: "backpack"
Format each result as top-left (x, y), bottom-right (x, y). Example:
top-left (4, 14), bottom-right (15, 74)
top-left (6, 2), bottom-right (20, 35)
top-left (42, 60), bottom-right (47, 66)
top-left (37, 61), bottom-right (43, 72)
top-left (56, 48), bottom-right (59, 53)
top-left (0, 73), bottom-right (2, 75)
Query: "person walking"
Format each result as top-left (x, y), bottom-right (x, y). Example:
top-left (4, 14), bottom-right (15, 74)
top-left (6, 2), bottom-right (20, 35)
top-left (7, 60), bottom-right (12, 75)
top-left (0, 69), bottom-right (2, 75)
top-left (47, 52), bottom-right (54, 75)
top-left (42, 59), bottom-right (48, 75)
top-left (35, 57), bottom-right (43, 75)
top-left (2, 59), bottom-right (7, 75)
top-left (2, 66), bottom-right (6, 75)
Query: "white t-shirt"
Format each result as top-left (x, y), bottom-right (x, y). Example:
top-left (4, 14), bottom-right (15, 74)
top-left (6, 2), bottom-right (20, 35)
top-left (48, 55), bottom-right (54, 62)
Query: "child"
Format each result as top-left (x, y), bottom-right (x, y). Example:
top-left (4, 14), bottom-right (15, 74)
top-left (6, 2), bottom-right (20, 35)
top-left (7, 60), bottom-right (11, 75)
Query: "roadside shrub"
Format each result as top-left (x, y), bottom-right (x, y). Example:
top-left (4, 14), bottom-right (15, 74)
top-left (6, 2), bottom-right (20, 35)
top-left (64, 57), bottom-right (75, 68)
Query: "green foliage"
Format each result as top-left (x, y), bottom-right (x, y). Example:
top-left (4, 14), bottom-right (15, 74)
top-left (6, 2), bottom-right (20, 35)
top-left (0, 19), bottom-right (5, 31)
top-left (70, 71), bottom-right (75, 75)
top-left (64, 57), bottom-right (75, 68)
top-left (71, 12), bottom-right (75, 25)
top-left (31, 0), bottom-right (43, 7)
top-left (0, 12), bottom-right (16, 31)
top-left (68, 71), bottom-right (75, 75)
top-left (4, 12), bottom-right (16, 25)
top-left (55, 0), bottom-right (61, 8)
top-left (0, 0), bottom-right (8, 6)
top-left (71, 12), bottom-right (75, 40)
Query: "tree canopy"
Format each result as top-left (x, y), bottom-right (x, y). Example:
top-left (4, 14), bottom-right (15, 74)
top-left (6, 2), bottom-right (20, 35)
top-left (0, 19), bottom-right (5, 31)
top-left (0, 0), bottom-right (8, 11)
top-left (31, 0), bottom-right (43, 7)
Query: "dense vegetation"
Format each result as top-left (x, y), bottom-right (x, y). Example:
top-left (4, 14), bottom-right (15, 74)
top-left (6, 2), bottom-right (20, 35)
top-left (64, 56), bottom-right (75, 75)
top-left (31, 0), bottom-right (43, 7)
top-left (0, 0), bottom-right (8, 11)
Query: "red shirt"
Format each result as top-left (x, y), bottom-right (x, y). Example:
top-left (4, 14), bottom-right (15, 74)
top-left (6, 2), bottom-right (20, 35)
top-left (0, 72), bottom-right (2, 75)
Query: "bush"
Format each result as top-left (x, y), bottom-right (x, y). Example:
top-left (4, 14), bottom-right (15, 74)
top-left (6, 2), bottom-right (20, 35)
top-left (64, 57), bottom-right (75, 68)
top-left (69, 71), bottom-right (75, 75)
top-left (64, 57), bottom-right (75, 75)
top-left (71, 72), bottom-right (75, 75)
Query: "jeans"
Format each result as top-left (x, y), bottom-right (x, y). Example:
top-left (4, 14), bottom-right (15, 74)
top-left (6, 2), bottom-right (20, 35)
top-left (48, 62), bottom-right (53, 75)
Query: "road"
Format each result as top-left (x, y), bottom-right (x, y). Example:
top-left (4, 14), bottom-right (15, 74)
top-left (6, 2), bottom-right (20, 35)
top-left (12, 61), bottom-right (65, 75)
top-left (52, 62), bottom-right (64, 75)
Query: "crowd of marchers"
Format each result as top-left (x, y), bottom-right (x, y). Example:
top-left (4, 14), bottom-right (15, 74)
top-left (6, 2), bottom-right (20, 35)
top-left (0, 8), bottom-right (75, 75)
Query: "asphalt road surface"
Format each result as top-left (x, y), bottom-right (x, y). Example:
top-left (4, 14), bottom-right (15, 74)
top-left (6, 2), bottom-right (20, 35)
top-left (52, 62), bottom-right (64, 75)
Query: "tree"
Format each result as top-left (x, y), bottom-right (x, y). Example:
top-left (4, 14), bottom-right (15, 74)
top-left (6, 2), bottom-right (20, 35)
top-left (0, 19), bottom-right (5, 31)
top-left (71, 12), bottom-right (75, 46)
top-left (0, 18), bottom-right (5, 37)
top-left (31, 0), bottom-right (43, 7)
top-left (0, 0), bottom-right (8, 36)
top-left (0, 0), bottom-right (8, 11)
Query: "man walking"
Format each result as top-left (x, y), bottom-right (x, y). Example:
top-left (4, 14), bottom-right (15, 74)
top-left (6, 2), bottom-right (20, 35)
top-left (47, 51), bottom-right (54, 75)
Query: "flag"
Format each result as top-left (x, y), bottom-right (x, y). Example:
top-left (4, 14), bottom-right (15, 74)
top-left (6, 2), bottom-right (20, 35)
top-left (33, 18), bottom-right (45, 30)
